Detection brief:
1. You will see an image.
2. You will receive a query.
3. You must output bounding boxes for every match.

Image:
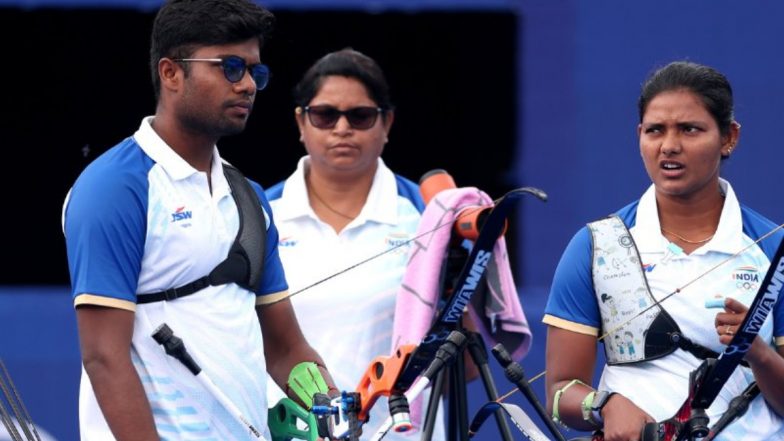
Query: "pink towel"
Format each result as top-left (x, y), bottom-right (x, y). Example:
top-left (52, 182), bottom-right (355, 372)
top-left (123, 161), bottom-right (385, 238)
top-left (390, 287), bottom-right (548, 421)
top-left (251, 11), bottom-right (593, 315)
top-left (391, 187), bottom-right (533, 431)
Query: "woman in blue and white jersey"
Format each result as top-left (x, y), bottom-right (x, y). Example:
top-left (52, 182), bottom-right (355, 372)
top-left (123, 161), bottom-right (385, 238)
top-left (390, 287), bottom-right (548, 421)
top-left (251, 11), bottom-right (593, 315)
top-left (542, 61), bottom-right (784, 441)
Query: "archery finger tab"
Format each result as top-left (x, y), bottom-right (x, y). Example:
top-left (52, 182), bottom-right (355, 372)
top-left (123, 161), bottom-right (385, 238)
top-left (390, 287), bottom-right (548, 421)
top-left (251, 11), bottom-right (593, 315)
top-left (287, 362), bottom-right (329, 409)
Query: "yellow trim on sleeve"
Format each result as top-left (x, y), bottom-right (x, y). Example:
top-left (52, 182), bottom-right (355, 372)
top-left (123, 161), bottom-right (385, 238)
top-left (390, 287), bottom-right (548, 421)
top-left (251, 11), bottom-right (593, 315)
top-left (542, 314), bottom-right (599, 336)
top-left (776, 336), bottom-right (784, 347)
top-left (255, 290), bottom-right (291, 306)
top-left (74, 294), bottom-right (136, 312)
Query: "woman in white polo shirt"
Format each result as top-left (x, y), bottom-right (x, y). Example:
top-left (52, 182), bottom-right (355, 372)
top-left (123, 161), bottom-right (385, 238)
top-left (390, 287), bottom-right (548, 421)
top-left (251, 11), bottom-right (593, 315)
top-left (264, 48), bottom-right (445, 440)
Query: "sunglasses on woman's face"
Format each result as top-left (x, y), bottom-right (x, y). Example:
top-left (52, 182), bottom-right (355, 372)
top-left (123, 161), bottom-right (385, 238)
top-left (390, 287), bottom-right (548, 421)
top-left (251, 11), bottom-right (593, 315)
top-left (174, 55), bottom-right (270, 90)
top-left (300, 105), bottom-right (384, 130)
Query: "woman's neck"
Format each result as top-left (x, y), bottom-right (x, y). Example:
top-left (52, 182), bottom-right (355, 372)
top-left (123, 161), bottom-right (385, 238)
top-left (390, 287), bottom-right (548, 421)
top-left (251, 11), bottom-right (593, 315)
top-left (305, 165), bottom-right (375, 234)
top-left (657, 187), bottom-right (725, 254)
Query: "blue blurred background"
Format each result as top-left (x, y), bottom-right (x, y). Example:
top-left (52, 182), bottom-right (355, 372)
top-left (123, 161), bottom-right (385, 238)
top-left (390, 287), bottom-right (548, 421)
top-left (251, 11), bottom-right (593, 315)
top-left (3, 0), bottom-right (784, 440)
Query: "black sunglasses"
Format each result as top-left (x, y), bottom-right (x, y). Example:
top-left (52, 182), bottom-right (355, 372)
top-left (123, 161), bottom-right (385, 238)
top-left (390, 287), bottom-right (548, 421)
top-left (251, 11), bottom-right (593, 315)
top-left (174, 55), bottom-right (270, 90)
top-left (300, 105), bottom-right (385, 130)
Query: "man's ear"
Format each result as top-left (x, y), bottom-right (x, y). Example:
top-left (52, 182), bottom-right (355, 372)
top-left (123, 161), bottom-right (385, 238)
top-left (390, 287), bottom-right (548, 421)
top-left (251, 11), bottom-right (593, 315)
top-left (158, 58), bottom-right (182, 93)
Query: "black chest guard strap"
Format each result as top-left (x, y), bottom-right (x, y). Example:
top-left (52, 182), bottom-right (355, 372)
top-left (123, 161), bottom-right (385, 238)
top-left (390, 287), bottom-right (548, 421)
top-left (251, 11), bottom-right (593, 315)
top-left (137, 163), bottom-right (267, 304)
top-left (644, 313), bottom-right (749, 367)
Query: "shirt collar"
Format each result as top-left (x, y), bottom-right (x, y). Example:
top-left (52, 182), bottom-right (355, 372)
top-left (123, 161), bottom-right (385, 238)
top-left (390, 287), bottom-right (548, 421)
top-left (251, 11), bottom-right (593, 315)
top-left (634, 178), bottom-right (742, 255)
top-left (133, 116), bottom-right (230, 197)
top-left (276, 156), bottom-right (399, 226)
top-left (362, 158), bottom-right (400, 225)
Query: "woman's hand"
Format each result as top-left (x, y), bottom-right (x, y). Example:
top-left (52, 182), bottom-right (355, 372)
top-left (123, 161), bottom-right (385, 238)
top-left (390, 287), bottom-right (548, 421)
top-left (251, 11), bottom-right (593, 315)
top-left (600, 393), bottom-right (655, 441)
top-left (713, 296), bottom-right (784, 418)
top-left (713, 297), bottom-right (770, 363)
top-left (714, 297), bottom-right (748, 345)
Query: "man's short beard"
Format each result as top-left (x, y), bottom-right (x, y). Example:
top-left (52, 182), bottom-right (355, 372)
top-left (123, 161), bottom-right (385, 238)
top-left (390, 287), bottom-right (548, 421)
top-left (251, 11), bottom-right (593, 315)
top-left (180, 110), bottom-right (247, 139)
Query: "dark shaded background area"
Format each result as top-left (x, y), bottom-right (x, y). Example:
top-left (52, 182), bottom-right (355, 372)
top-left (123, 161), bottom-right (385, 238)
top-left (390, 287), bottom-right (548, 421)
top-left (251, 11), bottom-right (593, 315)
top-left (1, 7), bottom-right (516, 285)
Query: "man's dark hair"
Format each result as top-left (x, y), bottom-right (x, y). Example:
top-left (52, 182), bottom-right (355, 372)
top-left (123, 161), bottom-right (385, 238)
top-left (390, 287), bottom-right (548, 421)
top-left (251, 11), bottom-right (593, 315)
top-left (294, 48), bottom-right (394, 114)
top-left (149, 0), bottom-right (275, 100)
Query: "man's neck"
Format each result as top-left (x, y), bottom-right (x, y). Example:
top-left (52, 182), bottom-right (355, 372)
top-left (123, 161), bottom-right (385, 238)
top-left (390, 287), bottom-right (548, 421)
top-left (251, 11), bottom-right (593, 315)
top-left (150, 114), bottom-right (216, 173)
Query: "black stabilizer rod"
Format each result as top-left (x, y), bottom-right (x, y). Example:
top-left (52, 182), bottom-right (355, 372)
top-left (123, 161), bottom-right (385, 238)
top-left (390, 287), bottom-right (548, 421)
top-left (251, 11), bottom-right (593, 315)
top-left (705, 382), bottom-right (760, 441)
top-left (152, 324), bottom-right (201, 375)
top-left (491, 343), bottom-right (566, 441)
top-left (421, 331), bottom-right (468, 380)
top-left (151, 323), bottom-right (262, 439)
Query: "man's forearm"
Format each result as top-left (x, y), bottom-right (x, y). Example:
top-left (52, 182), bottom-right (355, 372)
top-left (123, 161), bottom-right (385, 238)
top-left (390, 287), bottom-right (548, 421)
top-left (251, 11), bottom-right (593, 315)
top-left (85, 358), bottom-right (159, 441)
top-left (258, 300), bottom-right (338, 393)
